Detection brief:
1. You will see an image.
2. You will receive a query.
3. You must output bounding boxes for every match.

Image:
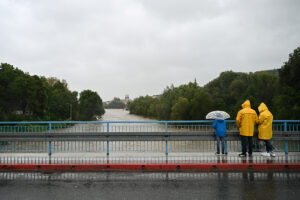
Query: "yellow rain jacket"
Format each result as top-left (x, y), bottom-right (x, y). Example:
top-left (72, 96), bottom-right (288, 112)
top-left (236, 100), bottom-right (258, 136)
top-left (258, 103), bottom-right (273, 140)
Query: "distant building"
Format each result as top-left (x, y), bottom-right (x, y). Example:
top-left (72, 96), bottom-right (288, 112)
top-left (104, 100), bottom-right (112, 105)
top-left (151, 95), bottom-right (161, 99)
top-left (121, 94), bottom-right (132, 104)
top-left (124, 94), bottom-right (129, 103)
top-left (105, 95), bottom-right (132, 106)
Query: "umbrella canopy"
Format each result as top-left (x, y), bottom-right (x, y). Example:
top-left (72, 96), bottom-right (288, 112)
top-left (206, 110), bottom-right (230, 120)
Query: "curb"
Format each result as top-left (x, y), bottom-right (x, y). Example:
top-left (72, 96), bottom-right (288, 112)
top-left (1, 163), bottom-right (300, 172)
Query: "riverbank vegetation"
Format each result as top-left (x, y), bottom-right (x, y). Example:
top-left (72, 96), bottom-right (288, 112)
top-left (104, 98), bottom-right (126, 109)
top-left (128, 47), bottom-right (300, 120)
top-left (0, 63), bottom-right (105, 121)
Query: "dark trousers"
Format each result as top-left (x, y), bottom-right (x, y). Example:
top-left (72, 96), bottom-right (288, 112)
top-left (216, 136), bottom-right (226, 154)
top-left (263, 140), bottom-right (273, 152)
top-left (241, 136), bottom-right (253, 155)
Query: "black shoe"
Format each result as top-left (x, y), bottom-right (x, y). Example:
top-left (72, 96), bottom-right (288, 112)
top-left (215, 152), bottom-right (221, 156)
top-left (239, 153), bottom-right (246, 157)
top-left (248, 153), bottom-right (252, 157)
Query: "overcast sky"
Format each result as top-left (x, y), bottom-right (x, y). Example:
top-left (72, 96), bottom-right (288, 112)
top-left (0, 0), bottom-right (299, 101)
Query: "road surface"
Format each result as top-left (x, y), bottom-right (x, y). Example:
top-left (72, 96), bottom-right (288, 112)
top-left (1, 172), bottom-right (300, 200)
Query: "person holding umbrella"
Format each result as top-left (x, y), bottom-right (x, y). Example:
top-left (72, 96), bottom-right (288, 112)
top-left (213, 113), bottom-right (227, 155)
top-left (236, 100), bottom-right (258, 157)
top-left (206, 111), bottom-right (230, 155)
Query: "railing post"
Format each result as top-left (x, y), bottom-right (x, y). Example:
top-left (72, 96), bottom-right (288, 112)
top-left (284, 121), bottom-right (288, 155)
top-left (106, 122), bottom-right (110, 156)
top-left (48, 122), bottom-right (52, 157)
top-left (165, 122), bottom-right (168, 156)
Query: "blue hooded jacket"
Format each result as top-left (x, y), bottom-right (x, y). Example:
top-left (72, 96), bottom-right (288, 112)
top-left (213, 119), bottom-right (226, 137)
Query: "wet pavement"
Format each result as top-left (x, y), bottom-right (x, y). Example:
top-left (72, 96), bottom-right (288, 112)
top-left (0, 172), bottom-right (300, 200)
top-left (1, 152), bottom-right (300, 164)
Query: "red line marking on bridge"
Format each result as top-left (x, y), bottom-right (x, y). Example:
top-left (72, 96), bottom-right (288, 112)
top-left (0, 163), bottom-right (300, 171)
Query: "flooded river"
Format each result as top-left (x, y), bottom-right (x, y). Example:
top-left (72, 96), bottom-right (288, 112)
top-left (100, 109), bottom-right (155, 121)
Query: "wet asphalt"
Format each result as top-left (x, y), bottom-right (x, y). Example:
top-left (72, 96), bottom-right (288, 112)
top-left (0, 172), bottom-right (300, 200)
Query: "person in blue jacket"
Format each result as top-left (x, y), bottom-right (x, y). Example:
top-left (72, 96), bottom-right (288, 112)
top-left (213, 115), bottom-right (227, 155)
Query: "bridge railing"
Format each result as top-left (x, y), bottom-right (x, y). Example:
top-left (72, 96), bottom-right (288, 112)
top-left (0, 120), bottom-right (299, 155)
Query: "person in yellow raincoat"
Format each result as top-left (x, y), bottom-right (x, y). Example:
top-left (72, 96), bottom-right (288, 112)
top-left (258, 102), bottom-right (275, 157)
top-left (236, 100), bottom-right (258, 157)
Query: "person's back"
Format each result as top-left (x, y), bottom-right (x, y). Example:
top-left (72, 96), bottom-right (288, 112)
top-left (258, 102), bottom-right (275, 157)
top-left (236, 100), bottom-right (258, 157)
top-left (258, 103), bottom-right (273, 140)
top-left (213, 119), bottom-right (226, 137)
top-left (213, 118), bottom-right (227, 155)
top-left (236, 100), bottom-right (258, 136)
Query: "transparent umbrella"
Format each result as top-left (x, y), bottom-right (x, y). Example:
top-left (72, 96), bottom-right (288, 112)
top-left (205, 110), bottom-right (230, 120)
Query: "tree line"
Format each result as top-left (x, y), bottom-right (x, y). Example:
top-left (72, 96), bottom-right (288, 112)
top-left (128, 47), bottom-right (300, 120)
top-left (0, 63), bottom-right (105, 121)
top-left (104, 98), bottom-right (126, 109)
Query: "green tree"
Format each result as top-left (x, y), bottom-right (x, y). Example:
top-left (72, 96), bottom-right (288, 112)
top-left (171, 97), bottom-right (190, 120)
top-left (128, 47), bottom-right (300, 120)
top-left (105, 98), bottom-right (126, 109)
top-left (0, 63), bottom-right (25, 120)
top-left (243, 73), bottom-right (279, 112)
top-left (0, 63), bottom-right (107, 121)
top-left (279, 47), bottom-right (300, 90)
top-left (189, 89), bottom-right (213, 119)
top-left (79, 90), bottom-right (105, 120)
top-left (156, 85), bottom-right (178, 120)
top-left (70, 91), bottom-right (79, 120)
top-left (0, 63), bottom-right (48, 120)
top-left (47, 78), bottom-right (74, 120)
top-left (274, 47), bottom-right (300, 119)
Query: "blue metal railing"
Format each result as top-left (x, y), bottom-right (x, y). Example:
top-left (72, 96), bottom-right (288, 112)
top-left (0, 120), bottom-right (299, 155)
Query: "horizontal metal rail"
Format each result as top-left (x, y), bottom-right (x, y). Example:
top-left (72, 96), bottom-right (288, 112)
top-left (0, 120), bottom-right (299, 155)
top-left (0, 131), bottom-right (299, 141)
top-left (1, 120), bottom-right (300, 124)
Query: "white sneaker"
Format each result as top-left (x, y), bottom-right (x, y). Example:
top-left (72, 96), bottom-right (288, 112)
top-left (261, 152), bottom-right (271, 157)
top-left (270, 152), bottom-right (276, 157)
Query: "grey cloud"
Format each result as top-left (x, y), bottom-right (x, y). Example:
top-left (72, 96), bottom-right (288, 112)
top-left (0, 0), bottom-right (299, 101)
